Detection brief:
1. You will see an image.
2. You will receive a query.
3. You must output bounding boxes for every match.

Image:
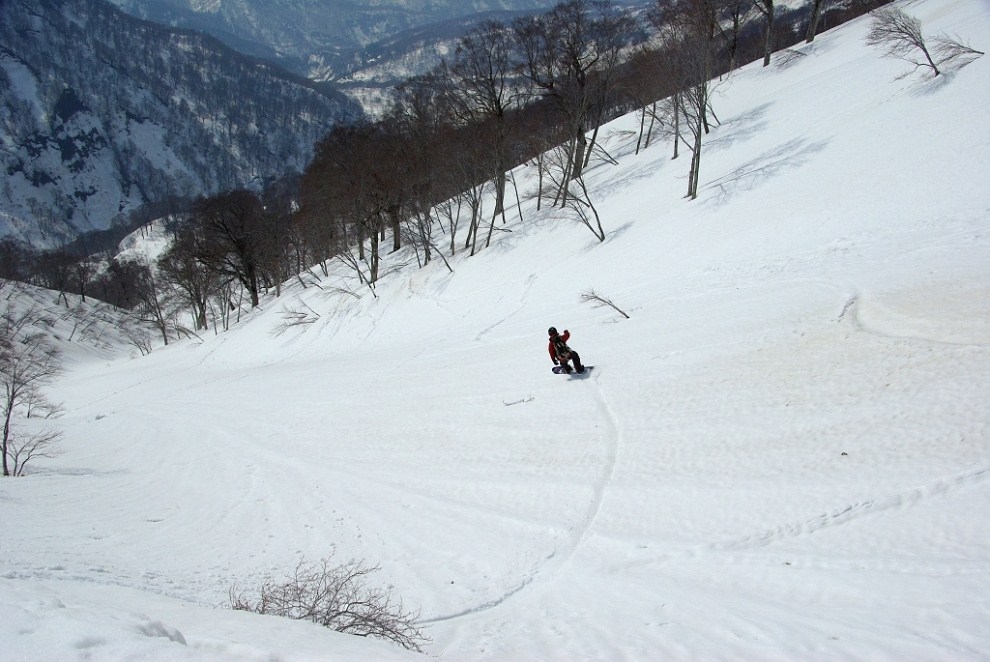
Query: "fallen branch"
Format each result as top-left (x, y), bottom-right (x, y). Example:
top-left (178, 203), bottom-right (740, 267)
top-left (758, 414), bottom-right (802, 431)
top-left (580, 289), bottom-right (630, 319)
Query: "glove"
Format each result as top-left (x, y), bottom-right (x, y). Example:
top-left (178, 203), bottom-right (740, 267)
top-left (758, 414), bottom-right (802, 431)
top-left (552, 358), bottom-right (559, 365)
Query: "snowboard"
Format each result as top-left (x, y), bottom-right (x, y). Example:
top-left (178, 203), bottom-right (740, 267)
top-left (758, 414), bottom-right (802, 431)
top-left (552, 365), bottom-right (593, 376)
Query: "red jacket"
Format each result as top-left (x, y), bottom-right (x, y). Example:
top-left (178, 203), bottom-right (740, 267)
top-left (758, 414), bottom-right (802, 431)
top-left (548, 330), bottom-right (571, 362)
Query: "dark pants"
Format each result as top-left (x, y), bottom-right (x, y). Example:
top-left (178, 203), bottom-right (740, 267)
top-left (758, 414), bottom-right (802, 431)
top-left (560, 351), bottom-right (584, 373)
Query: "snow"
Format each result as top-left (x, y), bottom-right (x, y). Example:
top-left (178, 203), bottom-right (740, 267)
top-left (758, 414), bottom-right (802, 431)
top-left (2, 0), bottom-right (989, 659)
top-left (0, 52), bottom-right (47, 125)
top-left (115, 218), bottom-right (175, 265)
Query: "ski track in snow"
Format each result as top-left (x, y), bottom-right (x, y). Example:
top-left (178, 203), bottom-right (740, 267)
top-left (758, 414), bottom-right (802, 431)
top-left (615, 464), bottom-right (990, 572)
top-left (424, 368), bottom-right (620, 626)
top-left (423, 272), bottom-right (990, 628)
top-left (471, 273), bottom-right (537, 342)
top-left (839, 290), bottom-right (990, 348)
top-left (575, 369), bottom-right (620, 552)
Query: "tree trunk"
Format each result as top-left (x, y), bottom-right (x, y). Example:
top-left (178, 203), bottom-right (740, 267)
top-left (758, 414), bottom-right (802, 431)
top-left (245, 264), bottom-right (260, 307)
top-left (583, 123), bottom-right (600, 170)
top-left (356, 217), bottom-right (366, 262)
top-left (2, 395), bottom-right (14, 476)
top-left (534, 154), bottom-right (545, 210)
top-left (687, 86), bottom-right (705, 199)
top-left (389, 207), bottom-right (401, 252)
top-left (369, 232), bottom-right (380, 283)
top-left (806, 0), bottom-right (825, 43)
top-left (921, 44), bottom-right (941, 76)
top-left (645, 103), bottom-right (657, 148)
top-left (636, 107), bottom-right (647, 154)
top-left (571, 126), bottom-right (587, 180)
top-left (762, 0), bottom-right (776, 66)
top-left (196, 302), bottom-right (207, 331)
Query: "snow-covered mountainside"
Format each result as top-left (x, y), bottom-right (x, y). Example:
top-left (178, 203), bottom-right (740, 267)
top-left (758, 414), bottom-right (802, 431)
top-left (324, 12), bottom-right (536, 117)
top-left (2, 0), bottom-right (988, 659)
top-left (108, 1), bottom-right (655, 115)
top-left (0, 0), bottom-right (360, 247)
top-left (108, 0), bottom-right (564, 73)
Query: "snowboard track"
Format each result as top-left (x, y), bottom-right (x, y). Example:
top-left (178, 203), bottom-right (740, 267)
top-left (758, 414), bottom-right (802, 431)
top-left (839, 289), bottom-right (990, 348)
top-left (423, 369), bottom-right (620, 626)
top-left (618, 463), bottom-right (990, 572)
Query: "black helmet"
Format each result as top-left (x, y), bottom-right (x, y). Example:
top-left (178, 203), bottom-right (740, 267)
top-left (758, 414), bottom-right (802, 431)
top-left (548, 326), bottom-right (558, 336)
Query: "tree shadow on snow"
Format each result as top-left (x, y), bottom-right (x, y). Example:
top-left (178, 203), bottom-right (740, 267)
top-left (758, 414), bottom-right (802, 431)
top-left (27, 466), bottom-right (128, 478)
top-left (773, 39), bottom-right (842, 70)
top-left (701, 137), bottom-right (831, 208)
top-left (908, 69), bottom-right (955, 97)
top-left (704, 102), bottom-right (774, 153)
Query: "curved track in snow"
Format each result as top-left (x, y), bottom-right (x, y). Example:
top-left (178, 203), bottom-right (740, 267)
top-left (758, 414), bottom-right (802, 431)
top-left (424, 369), bottom-right (621, 627)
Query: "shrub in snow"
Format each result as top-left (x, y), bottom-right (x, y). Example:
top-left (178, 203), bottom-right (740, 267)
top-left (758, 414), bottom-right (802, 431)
top-left (228, 554), bottom-right (429, 652)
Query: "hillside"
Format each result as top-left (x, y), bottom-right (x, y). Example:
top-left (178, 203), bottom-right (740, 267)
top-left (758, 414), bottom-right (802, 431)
top-left (105, 1), bottom-right (657, 117)
top-left (107, 0), bottom-right (568, 75)
top-left (0, 0), bottom-right (359, 247)
top-left (2, 0), bottom-right (989, 659)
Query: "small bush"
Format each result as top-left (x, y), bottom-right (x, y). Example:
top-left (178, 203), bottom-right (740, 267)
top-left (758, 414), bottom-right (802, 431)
top-left (229, 554), bottom-right (430, 652)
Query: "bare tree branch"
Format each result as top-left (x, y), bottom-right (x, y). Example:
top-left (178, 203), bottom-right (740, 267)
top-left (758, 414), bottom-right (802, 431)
top-left (1, 304), bottom-right (64, 476)
top-left (580, 289), bottom-right (630, 319)
top-left (866, 7), bottom-right (941, 77)
top-left (229, 554), bottom-right (430, 652)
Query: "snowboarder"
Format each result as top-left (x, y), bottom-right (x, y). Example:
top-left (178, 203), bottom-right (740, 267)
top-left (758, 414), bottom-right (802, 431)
top-left (548, 327), bottom-right (584, 373)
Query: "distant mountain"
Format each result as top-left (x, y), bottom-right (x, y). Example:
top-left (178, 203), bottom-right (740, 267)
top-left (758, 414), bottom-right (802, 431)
top-left (326, 10), bottom-right (547, 117)
top-left (0, 0), bottom-right (361, 247)
top-left (106, 0), bottom-right (562, 75)
top-left (106, 0), bottom-right (653, 116)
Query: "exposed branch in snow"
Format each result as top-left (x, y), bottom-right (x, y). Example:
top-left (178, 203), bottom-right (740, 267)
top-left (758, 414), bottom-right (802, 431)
top-left (580, 289), bottom-right (630, 319)
top-left (503, 396), bottom-right (535, 406)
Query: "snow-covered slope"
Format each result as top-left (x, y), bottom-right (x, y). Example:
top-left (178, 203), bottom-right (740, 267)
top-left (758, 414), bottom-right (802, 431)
top-left (2, 0), bottom-right (989, 659)
top-left (108, 0), bottom-right (566, 73)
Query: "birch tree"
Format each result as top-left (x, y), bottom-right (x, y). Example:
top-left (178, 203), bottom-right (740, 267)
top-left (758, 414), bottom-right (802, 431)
top-left (1, 306), bottom-right (62, 477)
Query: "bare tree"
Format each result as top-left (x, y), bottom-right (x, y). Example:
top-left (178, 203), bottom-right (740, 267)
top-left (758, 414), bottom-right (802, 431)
top-left (513, 0), bottom-right (623, 197)
top-left (303, 121), bottom-right (399, 285)
top-left (581, 7), bottom-right (638, 170)
top-left (620, 47), bottom-right (668, 153)
top-left (719, 0), bottom-right (756, 71)
top-left (31, 248), bottom-right (75, 306)
top-left (192, 190), bottom-right (267, 307)
top-left (0, 240), bottom-right (33, 282)
top-left (567, 174), bottom-right (606, 241)
top-left (653, 0), bottom-right (723, 199)
top-left (5, 427), bottom-right (63, 477)
top-left (90, 258), bottom-right (143, 310)
top-left (158, 227), bottom-right (220, 332)
top-left (391, 72), bottom-right (456, 262)
top-left (618, 42), bottom-right (684, 156)
top-left (71, 260), bottom-right (96, 303)
top-left (448, 20), bottom-right (519, 231)
top-left (128, 260), bottom-right (175, 346)
top-left (1, 306), bottom-right (63, 476)
top-left (229, 554), bottom-right (430, 653)
top-left (932, 34), bottom-right (984, 68)
top-left (866, 6), bottom-right (940, 76)
top-left (866, 7), bottom-right (983, 78)
top-left (272, 301), bottom-right (321, 337)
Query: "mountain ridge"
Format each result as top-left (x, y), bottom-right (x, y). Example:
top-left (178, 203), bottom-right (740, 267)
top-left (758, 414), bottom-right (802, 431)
top-left (0, 0), bottom-right (361, 247)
